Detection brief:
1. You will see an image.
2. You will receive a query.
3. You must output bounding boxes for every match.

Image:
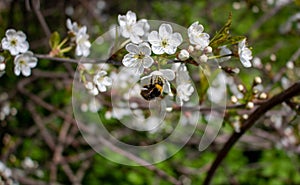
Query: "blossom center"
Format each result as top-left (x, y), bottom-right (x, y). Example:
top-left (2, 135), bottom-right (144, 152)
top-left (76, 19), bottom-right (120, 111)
top-left (10, 39), bottom-right (17, 46)
top-left (161, 39), bottom-right (168, 48)
top-left (134, 52), bottom-right (145, 59)
top-left (19, 60), bottom-right (27, 66)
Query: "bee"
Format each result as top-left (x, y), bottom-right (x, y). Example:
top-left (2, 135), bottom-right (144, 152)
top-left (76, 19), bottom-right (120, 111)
top-left (140, 76), bottom-right (164, 101)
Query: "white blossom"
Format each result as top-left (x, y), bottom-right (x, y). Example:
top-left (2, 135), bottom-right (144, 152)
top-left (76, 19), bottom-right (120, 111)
top-left (176, 83), bottom-right (194, 105)
top-left (175, 64), bottom-right (194, 105)
top-left (238, 39), bottom-right (252, 68)
top-left (14, 51), bottom-right (38, 76)
top-left (85, 82), bottom-right (99, 95)
top-left (122, 42), bottom-right (154, 75)
top-left (118, 11), bottom-right (149, 44)
top-left (148, 24), bottom-right (183, 55)
top-left (141, 69), bottom-right (175, 94)
top-left (66, 18), bottom-right (80, 34)
top-left (66, 19), bottom-right (91, 57)
top-left (75, 27), bottom-right (91, 57)
top-left (93, 70), bottom-right (112, 92)
top-left (22, 157), bottom-right (38, 169)
top-left (188, 22), bottom-right (210, 50)
top-left (1, 29), bottom-right (29, 56)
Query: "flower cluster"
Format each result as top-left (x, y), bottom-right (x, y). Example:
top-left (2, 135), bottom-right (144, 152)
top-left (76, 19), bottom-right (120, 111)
top-left (0, 161), bottom-right (18, 185)
top-left (0, 29), bottom-right (38, 77)
top-left (0, 93), bottom-right (17, 121)
top-left (66, 19), bottom-right (91, 57)
top-left (83, 65), bottom-right (113, 96)
top-left (118, 11), bottom-right (149, 44)
top-left (114, 10), bottom-right (253, 105)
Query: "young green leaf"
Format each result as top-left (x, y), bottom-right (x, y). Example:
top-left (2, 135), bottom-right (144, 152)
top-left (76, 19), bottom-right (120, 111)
top-left (49, 32), bottom-right (61, 49)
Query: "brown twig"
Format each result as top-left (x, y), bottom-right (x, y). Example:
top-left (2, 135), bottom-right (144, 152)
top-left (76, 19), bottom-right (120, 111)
top-left (203, 81), bottom-right (300, 185)
top-left (27, 103), bottom-right (56, 150)
top-left (94, 134), bottom-right (183, 185)
top-left (30, 0), bottom-right (51, 38)
top-left (35, 54), bottom-right (121, 65)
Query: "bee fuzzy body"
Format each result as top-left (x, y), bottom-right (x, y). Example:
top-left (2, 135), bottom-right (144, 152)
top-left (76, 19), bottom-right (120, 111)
top-left (140, 76), bottom-right (164, 101)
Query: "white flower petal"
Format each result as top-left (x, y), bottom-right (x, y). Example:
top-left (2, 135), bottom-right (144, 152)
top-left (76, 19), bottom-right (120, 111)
top-left (159, 24), bottom-right (172, 38)
top-left (126, 11), bottom-right (137, 24)
top-left (122, 54), bottom-right (137, 67)
top-left (129, 34), bottom-right (142, 44)
top-left (14, 65), bottom-right (20, 76)
top-left (137, 63), bottom-right (145, 75)
top-left (97, 84), bottom-right (107, 92)
top-left (118, 15), bottom-right (127, 27)
top-left (151, 45), bottom-right (164, 54)
top-left (148, 31), bottom-right (161, 46)
top-left (1, 39), bottom-right (9, 49)
top-left (19, 42), bottom-right (29, 53)
top-left (240, 57), bottom-right (252, 68)
top-left (238, 39), bottom-right (253, 68)
top-left (6, 29), bottom-right (16, 37)
top-left (160, 69), bottom-right (175, 81)
top-left (142, 56), bottom-right (154, 68)
top-left (102, 77), bottom-right (112, 86)
top-left (126, 43), bottom-right (139, 54)
top-left (16, 31), bottom-right (27, 41)
top-left (139, 43), bottom-right (151, 56)
top-left (133, 24), bottom-right (144, 36)
top-left (170, 32), bottom-right (183, 46)
top-left (22, 66), bottom-right (31, 76)
top-left (164, 46), bottom-right (177, 55)
top-left (163, 81), bottom-right (171, 93)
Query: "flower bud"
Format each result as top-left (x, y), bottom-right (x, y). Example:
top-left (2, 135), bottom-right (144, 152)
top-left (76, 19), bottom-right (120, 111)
top-left (286, 61), bottom-right (294, 69)
top-left (253, 76), bottom-right (262, 85)
top-left (252, 89), bottom-right (259, 95)
top-left (188, 45), bottom-right (194, 53)
top-left (204, 46), bottom-right (212, 53)
top-left (199, 54), bottom-right (208, 63)
top-left (237, 84), bottom-right (245, 92)
top-left (242, 114), bottom-right (249, 120)
top-left (246, 101), bottom-right (254, 109)
top-left (166, 107), bottom-right (173, 112)
top-left (195, 44), bottom-right (202, 51)
top-left (178, 49), bottom-right (190, 61)
top-left (258, 92), bottom-right (268, 100)
top-left (231, 95), bottom-right (238, 104)
top-left (232, 121), bottom-right (241, 133)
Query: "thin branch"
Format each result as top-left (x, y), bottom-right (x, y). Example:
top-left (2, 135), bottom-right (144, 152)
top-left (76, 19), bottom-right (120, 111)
top-left (35, 54), bottom-right (121, 65)
top-left (95, 134), bottom-right (183, 185)
top-left (203, 81), bottom-right (300, 185)
top-left (76, 160), bottom-right (92, 182)
top-left (30, 0), bottom-right (51, 38)
top-left (27, 103), bottom-right (56, 150)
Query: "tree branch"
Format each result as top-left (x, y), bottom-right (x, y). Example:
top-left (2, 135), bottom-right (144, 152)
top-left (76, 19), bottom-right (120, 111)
top-left (203, 81), bottom-right (300, 185)
top-left (35, 54), bottom-right (122, 65)
top-left (30, 0), bottom-right (51, 38)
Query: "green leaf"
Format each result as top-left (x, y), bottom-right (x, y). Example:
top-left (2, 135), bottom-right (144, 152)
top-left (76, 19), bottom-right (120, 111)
top-left (49, 32), bottom-right (61, 49)
top-left (221, 35), bottom-right (246, 46)
top-left (209, 13), bottom-right (247, 49)
top-left (209, 13), bottom-right (232, 49)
